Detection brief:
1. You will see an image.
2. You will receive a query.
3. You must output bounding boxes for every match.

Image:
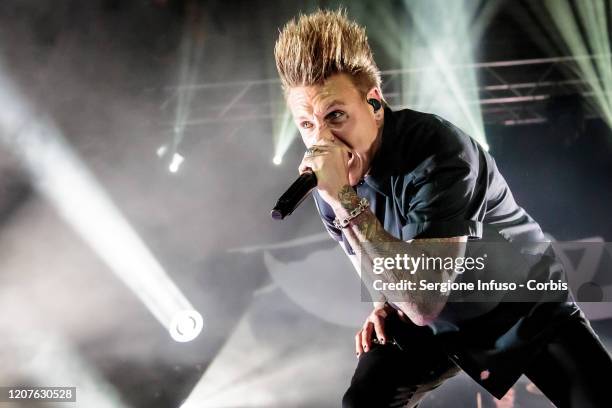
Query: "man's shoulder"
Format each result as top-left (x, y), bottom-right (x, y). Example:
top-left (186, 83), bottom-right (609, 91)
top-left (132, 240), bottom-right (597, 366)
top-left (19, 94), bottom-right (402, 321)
top-left (391, 108), bottom-right (478, 149)
top-left (390, 106), bottom-right (432, 122)
top-left (390, 107), bottom-right (460, 132)
top-left (384, 108), bottom-right (483, 176)
top-left (387, 107), bottom-right (437, 137)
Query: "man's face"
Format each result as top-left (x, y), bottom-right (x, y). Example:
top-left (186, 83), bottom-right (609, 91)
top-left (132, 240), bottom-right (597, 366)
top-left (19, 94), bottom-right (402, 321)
top-left (287, 73), bottom-right (381, 186)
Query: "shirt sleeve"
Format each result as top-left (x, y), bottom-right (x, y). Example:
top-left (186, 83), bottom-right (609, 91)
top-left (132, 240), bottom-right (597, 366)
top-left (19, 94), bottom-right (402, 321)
top-left (400, 116), bottom-right (485, 241)
top-left (312, 190), bottom-right (355, 255)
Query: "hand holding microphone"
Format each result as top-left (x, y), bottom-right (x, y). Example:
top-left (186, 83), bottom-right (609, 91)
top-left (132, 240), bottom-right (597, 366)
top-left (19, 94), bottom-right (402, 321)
top-left (298, 140), bottom-right (351, 207)
top-left (271, 136), bottom-right (351, 220)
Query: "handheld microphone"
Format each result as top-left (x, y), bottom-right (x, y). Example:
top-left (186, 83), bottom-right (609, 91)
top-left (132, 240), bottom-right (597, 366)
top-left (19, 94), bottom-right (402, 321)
top-left (270, 170), bottom-right (317, 220)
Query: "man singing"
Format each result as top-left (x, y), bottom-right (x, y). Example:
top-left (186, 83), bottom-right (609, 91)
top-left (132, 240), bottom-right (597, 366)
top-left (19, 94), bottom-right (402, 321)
top-left (274, 9), bottom-right (612, 408)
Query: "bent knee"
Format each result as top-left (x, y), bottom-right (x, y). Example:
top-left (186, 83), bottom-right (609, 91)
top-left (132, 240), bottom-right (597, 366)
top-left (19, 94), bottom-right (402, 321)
top-left (342, 385), bottom-right (367, 408)
top-left (342, 383), bottom-right (419, 408)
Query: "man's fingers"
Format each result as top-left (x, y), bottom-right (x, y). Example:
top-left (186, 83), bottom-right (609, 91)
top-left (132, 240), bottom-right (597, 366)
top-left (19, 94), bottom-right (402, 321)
top-left (298, 146), bottom-right (330, 174)
top-left (361, 322), bottom-right (373, 352)
top-left (298, 143), bottom-right (350, 175)
top-left (355, 330), bottom-right (364, 356)
top-left (304, 144), bottom-right (333, 155)
top-left (298, 160), bottom-right (312, 175)
top-left (304, 144), bottom-right (347, 158)
top-left (372, 317), bottom-right (386, 344)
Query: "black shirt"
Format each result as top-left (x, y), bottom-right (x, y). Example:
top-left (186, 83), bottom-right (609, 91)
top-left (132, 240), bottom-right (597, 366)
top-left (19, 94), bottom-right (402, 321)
top-left (313, 107), bottom-right (579, 398)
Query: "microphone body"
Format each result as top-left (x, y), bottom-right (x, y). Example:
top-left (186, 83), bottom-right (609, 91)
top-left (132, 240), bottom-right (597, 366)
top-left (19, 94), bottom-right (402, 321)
top-left (271, 171), bottom-right (317, 220)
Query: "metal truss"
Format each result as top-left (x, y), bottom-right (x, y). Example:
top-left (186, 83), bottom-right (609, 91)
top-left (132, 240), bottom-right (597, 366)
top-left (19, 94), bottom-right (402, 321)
top-left (159, 54), bottom-right (607, 129)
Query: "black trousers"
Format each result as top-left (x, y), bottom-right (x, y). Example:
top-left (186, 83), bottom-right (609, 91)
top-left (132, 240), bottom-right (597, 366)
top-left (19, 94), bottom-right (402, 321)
top-left (342, 313), bottom-right (612, 408)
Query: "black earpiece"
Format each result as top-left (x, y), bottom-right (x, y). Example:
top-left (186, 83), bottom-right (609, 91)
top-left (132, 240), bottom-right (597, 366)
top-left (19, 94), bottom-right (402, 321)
top-left (367, 98), bottom-right (382, 112)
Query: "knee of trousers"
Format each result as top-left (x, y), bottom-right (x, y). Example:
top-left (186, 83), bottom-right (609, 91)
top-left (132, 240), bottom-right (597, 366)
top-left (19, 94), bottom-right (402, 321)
top-left (341, 386), bottom-right (368, 408)
top-left (342, 384), bottom-right (417, 408)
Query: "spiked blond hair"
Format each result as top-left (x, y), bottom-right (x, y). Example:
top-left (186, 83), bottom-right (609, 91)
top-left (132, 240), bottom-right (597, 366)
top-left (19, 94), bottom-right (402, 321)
top-left (274, 9), bottom-right (382, 96)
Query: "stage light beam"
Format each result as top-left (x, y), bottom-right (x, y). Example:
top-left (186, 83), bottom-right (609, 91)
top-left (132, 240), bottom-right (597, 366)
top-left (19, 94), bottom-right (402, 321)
top-left (0, 58), bottom-right (202, 343)
top-left (359, 0), bottom-right (497, 150)
top-left (533, 0), bottom-right (612, 129)
top-left (271, 102), bottom-right (298, 169)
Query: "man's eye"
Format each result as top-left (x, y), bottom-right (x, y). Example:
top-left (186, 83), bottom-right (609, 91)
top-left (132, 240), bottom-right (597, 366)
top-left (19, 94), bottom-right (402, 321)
top-left (300, 121), bottom-right (313, 129)
top-left (327, 111), bottom-right (345, 121)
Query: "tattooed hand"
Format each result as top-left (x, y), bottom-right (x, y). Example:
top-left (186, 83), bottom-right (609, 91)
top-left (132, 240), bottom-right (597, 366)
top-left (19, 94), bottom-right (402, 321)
top-left (298, 138), bottom-right (351, 207)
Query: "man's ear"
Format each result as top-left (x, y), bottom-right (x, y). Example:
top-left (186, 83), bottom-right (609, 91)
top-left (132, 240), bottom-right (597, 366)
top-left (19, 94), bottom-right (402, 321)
top-left (366, 87), bottom-right (384, 127)
top-left (366, 87), bottom-right (383, 105)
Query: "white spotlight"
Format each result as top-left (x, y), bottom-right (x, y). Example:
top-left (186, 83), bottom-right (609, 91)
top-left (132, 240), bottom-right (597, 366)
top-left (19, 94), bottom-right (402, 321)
top-left (0, 59), bottom-right (199, 342)
top-left (156, 144), bottom-right (168, 158)
top-left (273, 155), bottom-right (282, 165)
top-left (169, 152), bottom-right (185, 173)
top-left (169, 309), bottom-right (204, 342)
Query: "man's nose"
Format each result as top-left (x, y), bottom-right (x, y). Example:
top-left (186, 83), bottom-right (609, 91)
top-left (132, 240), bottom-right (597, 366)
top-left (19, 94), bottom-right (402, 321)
top-left (312, 126), bottom-right (335, 144)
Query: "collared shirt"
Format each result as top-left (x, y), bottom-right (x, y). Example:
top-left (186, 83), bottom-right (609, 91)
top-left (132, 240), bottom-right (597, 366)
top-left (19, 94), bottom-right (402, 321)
top-left (312, 107), bottom-right (579, 398)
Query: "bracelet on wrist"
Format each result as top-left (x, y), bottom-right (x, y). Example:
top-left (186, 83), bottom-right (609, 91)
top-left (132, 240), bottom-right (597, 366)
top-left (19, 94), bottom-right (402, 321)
top-left (333, 197), bottom-right (369, 229)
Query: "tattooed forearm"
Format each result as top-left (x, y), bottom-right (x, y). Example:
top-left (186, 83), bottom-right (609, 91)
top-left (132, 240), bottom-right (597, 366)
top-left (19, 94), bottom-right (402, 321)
top-left (352, 213), bottom-right (387, 243)
top-left (332, 185), bottom-right (465, 324)
top-left (334, 185), bottom-right (389, 243)
top-left (337, 184), bottom-right (360, 210)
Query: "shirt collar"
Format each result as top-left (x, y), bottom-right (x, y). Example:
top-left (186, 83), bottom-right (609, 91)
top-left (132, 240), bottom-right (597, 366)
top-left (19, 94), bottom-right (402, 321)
top-left (363, 106), bottom-right (397, 197)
